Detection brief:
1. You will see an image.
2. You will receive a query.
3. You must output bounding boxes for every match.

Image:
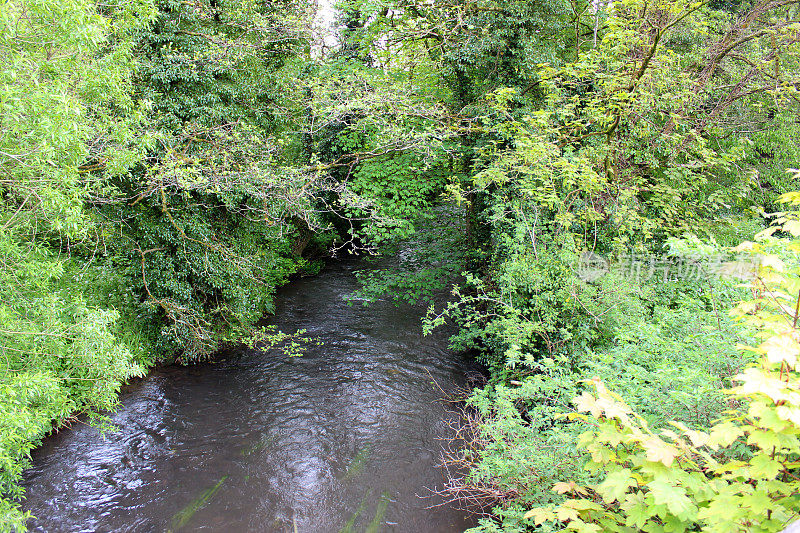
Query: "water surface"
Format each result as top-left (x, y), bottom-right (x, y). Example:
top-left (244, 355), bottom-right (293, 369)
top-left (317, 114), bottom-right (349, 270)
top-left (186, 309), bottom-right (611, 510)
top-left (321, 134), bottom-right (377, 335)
top-left (22, 260), bottom-right (476, 532)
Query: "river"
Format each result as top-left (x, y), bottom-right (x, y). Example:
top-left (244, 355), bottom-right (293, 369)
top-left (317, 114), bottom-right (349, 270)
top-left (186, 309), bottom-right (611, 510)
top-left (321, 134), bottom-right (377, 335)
top-left (21, 260), bottom-right (477, 532)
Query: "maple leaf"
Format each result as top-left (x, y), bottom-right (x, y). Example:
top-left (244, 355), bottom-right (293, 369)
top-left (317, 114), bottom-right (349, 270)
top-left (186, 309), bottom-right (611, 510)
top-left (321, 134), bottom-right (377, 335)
top-left (556, 506), bottom-right (580, 522)
top-left (566, 519), bottom-right (603, 532)
top-left (597, 397), bottom-right (632, 423)
top-left (744, 488), bottom-right (775, 516)
top-left (642, 436), bottom-right (679, 466)
top-left (749, 453), bottom-right (783, 479)
top-left (648, 479), bottom-right (697, 521)
top-left (563, 499), bottom-right (604, 511)
top-left (553, 481), bottom-right (588, 495)
top-left (734, 367), bottom-right (787, 403)
top-left (684, 429), bottom-right (710, 448)
top-left (597, 468), bottom-right (635, 503)
top-left (761, 334), bottom-right (800, 366)
top-left (709, 421), bottom-right (744, 447)
top-left (747, 428), bottom-right (788, 453)
top-left (523, 506), bottom-right (555, 525)
top-left (596, 421), bottom-right (628, 446)
top-left (776, 406), bottom-right (800, 425)
top-left (620, 492), bottom-right (650, 529)
top-left (751, 400), bottom-right (791, 430)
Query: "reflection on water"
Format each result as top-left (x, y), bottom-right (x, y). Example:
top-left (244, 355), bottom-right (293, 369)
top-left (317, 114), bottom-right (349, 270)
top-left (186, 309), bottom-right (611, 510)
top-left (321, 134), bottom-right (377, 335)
top-left (22, 260), bottom-right (477, 532)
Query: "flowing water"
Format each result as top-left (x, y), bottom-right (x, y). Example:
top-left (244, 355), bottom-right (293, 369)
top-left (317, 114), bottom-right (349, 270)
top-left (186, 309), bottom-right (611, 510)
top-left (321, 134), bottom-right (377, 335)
top-left (21, 260), bottom-right (477, 532)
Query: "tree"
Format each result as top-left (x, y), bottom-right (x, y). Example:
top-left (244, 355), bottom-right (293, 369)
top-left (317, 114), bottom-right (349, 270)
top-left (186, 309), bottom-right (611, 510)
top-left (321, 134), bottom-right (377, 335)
top-left (0, 0), bottom-right (155, 528)
top-left (93, 0), bottom-right (335, 360)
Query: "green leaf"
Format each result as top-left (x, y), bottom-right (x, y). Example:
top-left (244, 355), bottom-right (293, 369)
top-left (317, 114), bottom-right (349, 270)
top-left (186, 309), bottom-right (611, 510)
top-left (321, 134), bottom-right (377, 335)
top-left (597, 468), bottom-right (636, 503)
top-left (647, 479), bottom-right (697, 521)
top-left (749, 453), bottom-right (783, 479)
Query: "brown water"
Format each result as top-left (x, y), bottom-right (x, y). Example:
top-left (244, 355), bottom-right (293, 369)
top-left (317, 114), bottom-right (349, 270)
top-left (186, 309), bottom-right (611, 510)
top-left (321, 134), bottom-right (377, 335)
top-left (21, 260), bottom-right (477, 532)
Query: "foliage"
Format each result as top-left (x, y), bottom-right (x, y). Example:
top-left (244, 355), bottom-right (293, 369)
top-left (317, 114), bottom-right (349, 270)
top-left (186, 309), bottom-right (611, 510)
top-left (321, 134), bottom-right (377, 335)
top-left (133, 0), bottom-right (310, 131)
top-left (0, 0), bottom-right (155, 528)
top-left (348, 151), bottom-right (450, 243)
top-left (350, 202), bottom-right (469, 306)
top-left (422, 0), bottom-right (799, 380)
top-left (525, 181), bottom-right (800, 531)
top-left (314, 5), bottom-right (800, 530)
top-left (96, 127), bottom-right (320, 360)
top-left (426, 240), bottom-right (641, 373)
top-left (441, 238), bottom-right (755, 531)
top-left (585, 298), bottom-right (750, 429)
top-left (1, 0), bottom-right (799, 529)
top-left (743, 110), bottom-right (800, 210)
top-left (347, 0), bottom-right (574, 108)
top-left (93, 0), bottom-right (334, 361)
top-left (410, 0), bottom-right (800, 526)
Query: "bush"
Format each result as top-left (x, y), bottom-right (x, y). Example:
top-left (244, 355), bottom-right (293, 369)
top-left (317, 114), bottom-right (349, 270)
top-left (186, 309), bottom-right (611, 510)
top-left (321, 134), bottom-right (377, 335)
top-left (526, 185), bottom-right (800, 531)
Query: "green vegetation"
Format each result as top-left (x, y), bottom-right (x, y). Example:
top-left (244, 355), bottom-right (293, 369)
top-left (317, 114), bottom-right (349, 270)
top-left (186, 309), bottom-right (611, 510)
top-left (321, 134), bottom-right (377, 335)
top-left (342, 445), bottom-right (372, 481)
top-left (365, 491), bottom-right (391, 533)
top-left (2, 0), bottom-right (800, 530)
top-left (525, 189), bottom-right (800, 531)
top-left (339, 491), bottom-right (371, 533)
top-left (168, 475), bottom-right (228, 532)
top-left (0, 0), bottom-right (155, 529)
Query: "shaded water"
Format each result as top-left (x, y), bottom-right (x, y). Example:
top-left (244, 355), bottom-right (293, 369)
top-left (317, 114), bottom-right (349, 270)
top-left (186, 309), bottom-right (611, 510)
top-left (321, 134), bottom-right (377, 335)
top-left (22, 261), bottom-right (477, 532)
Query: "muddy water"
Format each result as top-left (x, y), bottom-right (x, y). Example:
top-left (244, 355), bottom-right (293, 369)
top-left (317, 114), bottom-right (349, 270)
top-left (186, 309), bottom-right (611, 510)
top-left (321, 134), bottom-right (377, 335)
top-left (21, 260), bottom-right (477, 532)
